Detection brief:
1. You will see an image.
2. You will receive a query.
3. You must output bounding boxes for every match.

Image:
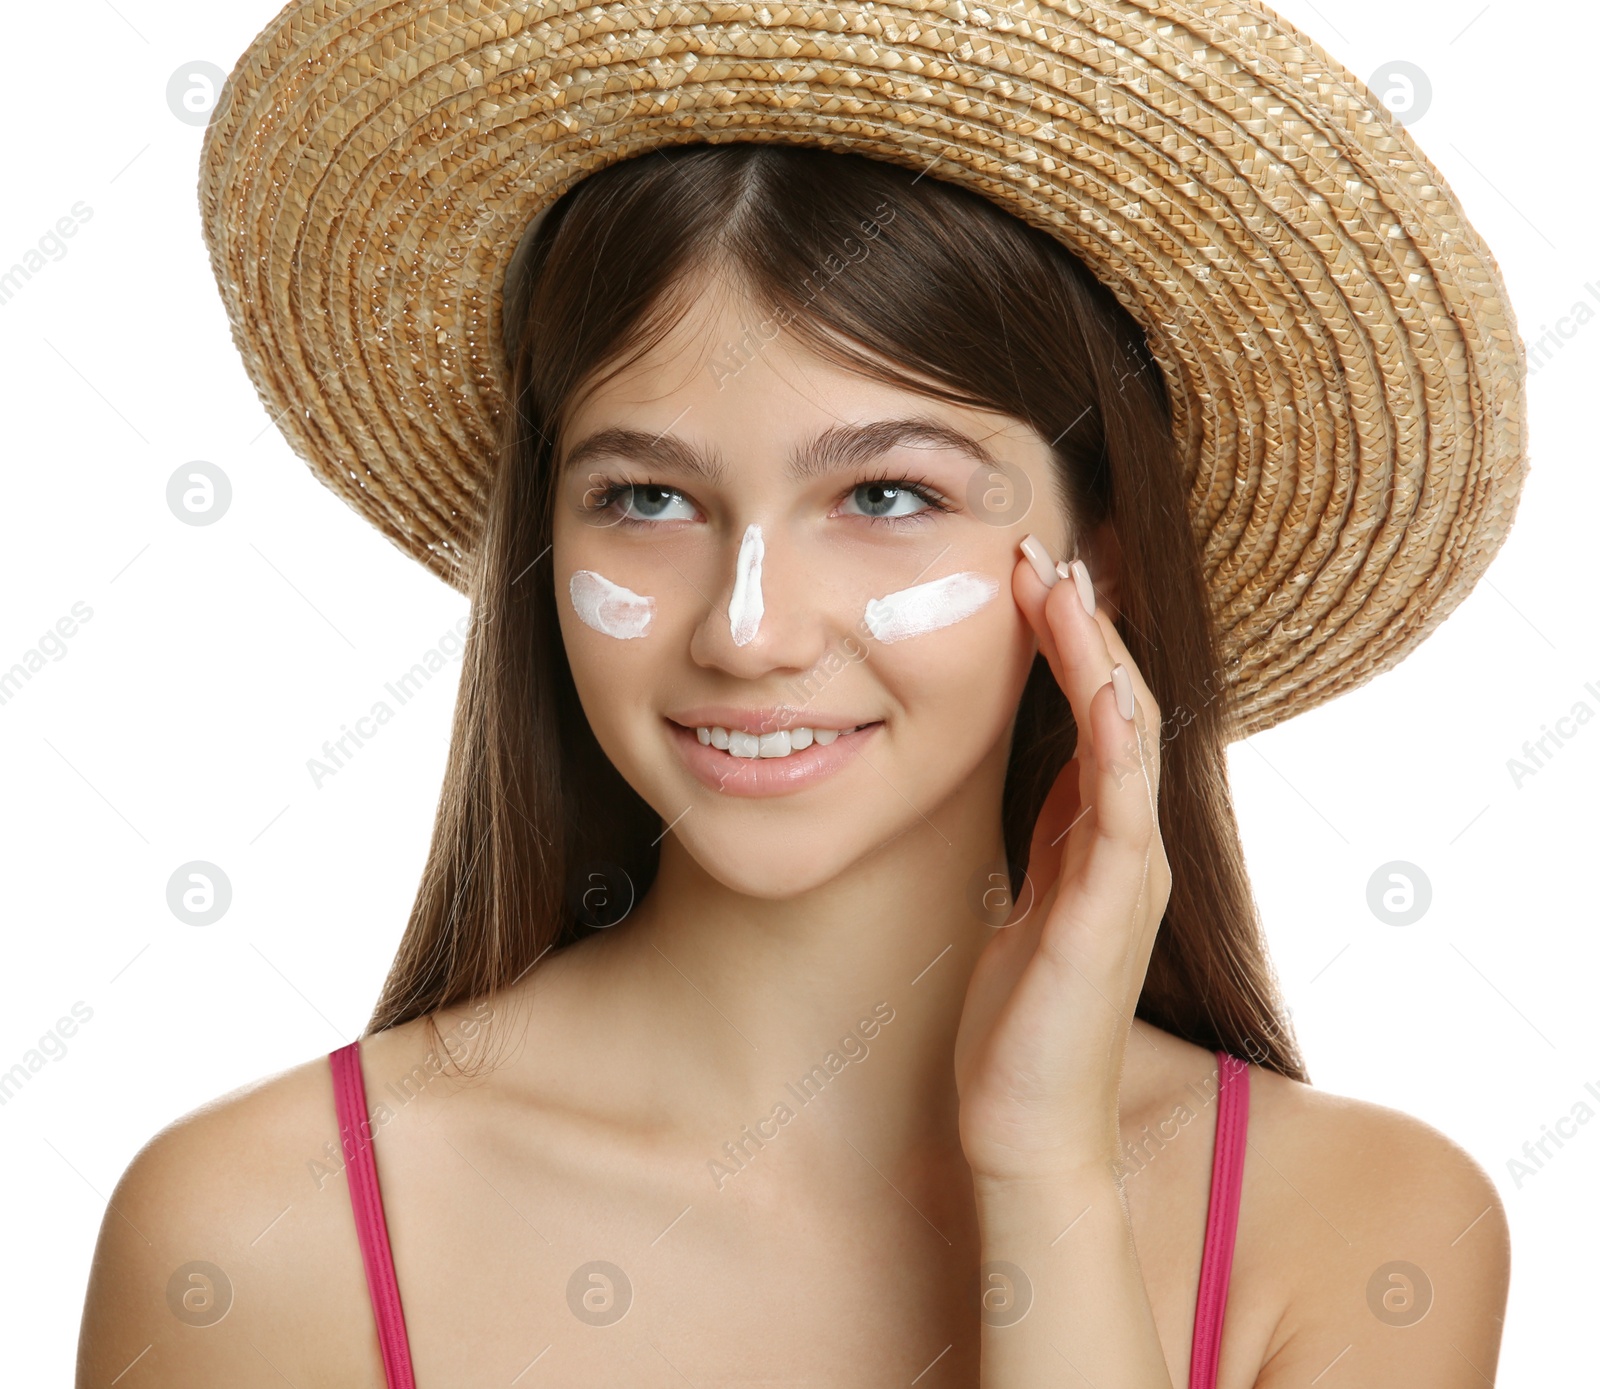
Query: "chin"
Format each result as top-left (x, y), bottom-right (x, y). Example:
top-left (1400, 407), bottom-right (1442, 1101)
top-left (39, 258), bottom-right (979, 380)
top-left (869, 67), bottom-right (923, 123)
top-left (673, 826), bottom-right (867, 900)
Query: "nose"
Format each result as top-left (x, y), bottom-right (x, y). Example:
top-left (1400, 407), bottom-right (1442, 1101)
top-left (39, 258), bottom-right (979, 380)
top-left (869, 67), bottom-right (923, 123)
top-left (689, 520), bottom-right (830, 677)
top-left (727, 522), bottom-right (765, 648)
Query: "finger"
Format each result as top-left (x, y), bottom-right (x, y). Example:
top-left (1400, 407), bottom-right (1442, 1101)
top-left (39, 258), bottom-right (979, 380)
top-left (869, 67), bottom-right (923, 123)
top-left (1087, 602), bottom-right (1161, 748)
top-left (1010, 538), bottom-right (1067, 688)
top-left (1074, 683), bottom-right (1170, 981)
top-left (1037, 554), bottom-right (1121, 757)
top-left (1016, 534), bottom-right (1163, 803)
top-left (1015, 682), bottom-right (1155, 976)
top-left (1008, 545), bottom-right (1101, 923)
top-left (1013, 534), bottom-right (1162, 867)
top-left (1082, 603), bottom-right (1163, 806)
top-left (1012, 536), bottom-right (1149, 850)
top-left (1076, 664), bottom-right (1157, 857)
top-left (1021, 754), bottom-right (1083, 911)
top-left (1013, 535), bottom-right (1119, 744)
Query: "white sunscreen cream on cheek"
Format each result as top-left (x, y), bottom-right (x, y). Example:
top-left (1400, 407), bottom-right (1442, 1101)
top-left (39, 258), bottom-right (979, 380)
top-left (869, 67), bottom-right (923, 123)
top-left (569, 570), bottom-right (655, 639)
top-left (864, 571), bottom-right (999, 643)
top-left (728, 522), bottom-right (765, 646)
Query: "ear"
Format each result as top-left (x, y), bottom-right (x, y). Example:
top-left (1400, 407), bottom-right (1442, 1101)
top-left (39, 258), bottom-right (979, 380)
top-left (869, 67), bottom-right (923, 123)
top-left (1078, 517), bottom-right (1124, 617)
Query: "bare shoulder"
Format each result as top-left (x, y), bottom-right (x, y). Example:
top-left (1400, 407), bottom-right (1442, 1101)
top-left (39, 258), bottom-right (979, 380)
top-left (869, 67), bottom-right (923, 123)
top-left (1241, 1065), bottom-right (1510, 1387)
top-left (75, 1019), bottom-right (449, 1389)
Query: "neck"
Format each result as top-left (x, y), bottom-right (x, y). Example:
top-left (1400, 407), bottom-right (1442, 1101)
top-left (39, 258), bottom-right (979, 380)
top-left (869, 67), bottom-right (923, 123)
top-left (518, 745), bottom-right (1015, 1175)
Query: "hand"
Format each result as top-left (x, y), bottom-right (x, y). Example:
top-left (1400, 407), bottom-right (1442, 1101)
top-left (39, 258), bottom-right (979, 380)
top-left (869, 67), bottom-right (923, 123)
top-left (953, 540), bottom-right (1171, 1187)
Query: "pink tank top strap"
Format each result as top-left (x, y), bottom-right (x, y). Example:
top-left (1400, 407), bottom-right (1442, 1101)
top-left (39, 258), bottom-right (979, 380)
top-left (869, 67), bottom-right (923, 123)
top-left (330, 1040), bottom-right (418, 1389)
top-left (1188, 1049), bottom-right (1250, 1389)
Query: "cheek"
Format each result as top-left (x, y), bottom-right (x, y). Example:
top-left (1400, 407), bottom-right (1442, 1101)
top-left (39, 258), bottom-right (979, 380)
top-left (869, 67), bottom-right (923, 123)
top-left (867, 585), bottom-right (1035, 730)
top-left (556, 564), bottom-right (665, 756)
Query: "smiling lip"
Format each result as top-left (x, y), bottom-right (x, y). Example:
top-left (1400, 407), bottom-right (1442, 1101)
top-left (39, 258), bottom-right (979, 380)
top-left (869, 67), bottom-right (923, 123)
top-left (664, 705), bottom-right (868, 736)
top-left (664, 715), bottom-right (882, 797)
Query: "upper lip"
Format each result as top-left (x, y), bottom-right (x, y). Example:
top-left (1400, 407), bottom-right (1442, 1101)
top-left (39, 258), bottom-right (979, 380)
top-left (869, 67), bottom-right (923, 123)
top-left (665, 705), bottom-right (879, 735)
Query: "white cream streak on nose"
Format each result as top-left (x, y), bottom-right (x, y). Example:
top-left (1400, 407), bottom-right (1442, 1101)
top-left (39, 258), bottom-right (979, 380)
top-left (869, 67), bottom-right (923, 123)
top-left (864, 571), bottom-right (999, 643)
top-left (728, 522), bottom-right (765, 646)
top-left (569, 570), bottom-right (655, 639)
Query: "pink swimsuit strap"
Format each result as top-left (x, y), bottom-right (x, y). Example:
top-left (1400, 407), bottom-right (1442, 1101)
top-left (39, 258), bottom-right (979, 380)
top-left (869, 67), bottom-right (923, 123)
top-left (1189, 1050), bottom-right (1251, 1389)
top-left (329, 1040), bottom-right (1249, 1389)
top-left (330, 1040), bottom-right (417, 1389)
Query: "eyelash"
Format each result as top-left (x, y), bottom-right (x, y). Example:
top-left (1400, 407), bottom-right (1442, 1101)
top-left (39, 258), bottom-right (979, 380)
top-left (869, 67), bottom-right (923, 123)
top-left (580, 468), bottom-right (955, 531)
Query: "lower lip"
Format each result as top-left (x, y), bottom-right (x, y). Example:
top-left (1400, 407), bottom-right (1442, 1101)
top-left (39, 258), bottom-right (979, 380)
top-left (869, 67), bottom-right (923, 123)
top-left (666, 719), bottom-right (882, 797)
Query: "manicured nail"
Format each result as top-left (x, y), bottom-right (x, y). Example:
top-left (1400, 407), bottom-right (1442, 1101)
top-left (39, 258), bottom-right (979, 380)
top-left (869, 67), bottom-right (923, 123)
top-left (1111, 663), bottom-right (1134, 721)
top-left (1019, 534), bottom-right (1059, 588)
top-left (1060, 558), bottom-right (1096, 616)
top-left (1069, 559), bottom-right (1097, 616)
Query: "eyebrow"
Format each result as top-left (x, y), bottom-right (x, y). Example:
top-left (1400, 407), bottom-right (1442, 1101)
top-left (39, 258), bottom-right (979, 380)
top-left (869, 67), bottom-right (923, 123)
top-left (560, 416), bottom-right (1002, 484)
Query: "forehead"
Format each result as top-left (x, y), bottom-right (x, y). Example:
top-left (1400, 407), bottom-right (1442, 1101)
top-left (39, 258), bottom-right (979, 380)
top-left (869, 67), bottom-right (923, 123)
top-left (557, 270), bottom-right (1050, 476)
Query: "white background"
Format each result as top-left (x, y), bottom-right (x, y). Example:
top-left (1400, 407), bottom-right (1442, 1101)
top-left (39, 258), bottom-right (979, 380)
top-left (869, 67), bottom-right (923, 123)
top-left (2, 0), bottom-right (1593, 1381)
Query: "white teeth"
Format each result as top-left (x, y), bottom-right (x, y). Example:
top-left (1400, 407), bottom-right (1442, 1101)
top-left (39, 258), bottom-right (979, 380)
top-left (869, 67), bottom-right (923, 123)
top-left (693, 723), bottom-right (865, 758)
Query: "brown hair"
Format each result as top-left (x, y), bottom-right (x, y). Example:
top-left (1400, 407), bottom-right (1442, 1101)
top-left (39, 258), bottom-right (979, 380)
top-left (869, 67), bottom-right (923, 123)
top-left (367, 141), bottom-right (1308, 1083)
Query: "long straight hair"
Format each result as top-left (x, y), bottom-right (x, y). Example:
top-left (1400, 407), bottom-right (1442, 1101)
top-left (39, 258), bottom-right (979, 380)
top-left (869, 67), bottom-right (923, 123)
top-left (367, 142), bottom-right (1309, 1083)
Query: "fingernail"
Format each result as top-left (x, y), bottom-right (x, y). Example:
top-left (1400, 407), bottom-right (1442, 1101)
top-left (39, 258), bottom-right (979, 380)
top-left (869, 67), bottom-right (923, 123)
top-left (1110, 663), bottom-right (1134, 721)
top-left (1019, 534), bottom-right (1059, 588)
top-left (1060, 559), bottom-right (1096, 616)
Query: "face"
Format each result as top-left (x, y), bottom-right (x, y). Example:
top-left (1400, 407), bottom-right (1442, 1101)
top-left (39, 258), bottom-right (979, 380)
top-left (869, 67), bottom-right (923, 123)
top-left (551, 270), bottom-right (1074, 898)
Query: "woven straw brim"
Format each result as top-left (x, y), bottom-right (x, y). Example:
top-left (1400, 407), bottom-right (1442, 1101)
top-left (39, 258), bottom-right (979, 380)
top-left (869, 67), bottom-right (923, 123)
top-left (198, 0), bottom-right (1527, 738)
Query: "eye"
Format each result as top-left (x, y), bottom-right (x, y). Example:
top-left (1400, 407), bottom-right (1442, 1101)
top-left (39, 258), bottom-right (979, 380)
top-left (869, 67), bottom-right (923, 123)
top-left (579, 470), bottom-right (953, 530)
top-left (840, 473), bottom-right (952, 527)
top-left (582, 479), bottom-right (697, 527)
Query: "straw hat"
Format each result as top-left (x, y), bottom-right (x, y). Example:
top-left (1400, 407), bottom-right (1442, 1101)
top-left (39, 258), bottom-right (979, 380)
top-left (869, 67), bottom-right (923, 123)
top-left (197, 0), bottom-right (1527, 738)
